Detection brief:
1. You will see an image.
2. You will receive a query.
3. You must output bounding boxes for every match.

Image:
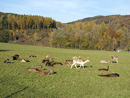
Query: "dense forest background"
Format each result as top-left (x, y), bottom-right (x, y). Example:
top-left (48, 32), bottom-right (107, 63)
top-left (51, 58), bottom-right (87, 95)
top-left (0, 12), bottom-right (130, 51)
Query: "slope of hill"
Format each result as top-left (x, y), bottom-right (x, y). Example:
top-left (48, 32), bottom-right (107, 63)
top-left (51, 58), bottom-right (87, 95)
top-left (67, 15), bottom-right (105, 24)
top-left (67, 15), bottom-right (130, 25)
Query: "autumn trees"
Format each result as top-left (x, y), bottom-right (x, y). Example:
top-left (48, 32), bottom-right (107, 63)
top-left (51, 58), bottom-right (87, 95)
top-left (52, 20), bottom-right (129, 50)
top-left (0, 13), bottom-right (130, 51)
top-left (1, 13), bottom-right (56, 30)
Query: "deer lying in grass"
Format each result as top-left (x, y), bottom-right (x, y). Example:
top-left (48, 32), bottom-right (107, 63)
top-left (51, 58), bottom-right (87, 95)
top-left (21, 58), bottom-right (30, 62)
top-left (99, 66), bottom-right (109, 71)
top-left (110, 55), bottom-right (118, 63)
top-left (65, 56), bottom-right (81, 65)
top-left (45, 54), bottom-right (53, 60)
top-left (46, 62), bottom-right (54, 67)
top-left (38, 69), bottom-right (54, 75)
top-left (65, 60), bottom-right (73, 65)
top-left (100, 60), bottom-right (110, 63)
top-left (71, 58), bottom-right (90, 69)
top-left (42, 59), bottom-right (49, 63)
top-left (65, 60), bottom-right (72, 65)
top-left (4, 59), bottom-right (10, 63)
top-left (73, 56), bottom-right (81, 60)
top-left (12, 54), bottom-right (19, 60)
top-left (29, 55), bottom-right (36, 57)
top-left (45, 62), bottom-right (63, 67)
top-left (53, 62), bottom-right (63, 65)
top-left (27, 65), bottom-right (42, 72)
top-left (98, 73), bottom-right (119, 77)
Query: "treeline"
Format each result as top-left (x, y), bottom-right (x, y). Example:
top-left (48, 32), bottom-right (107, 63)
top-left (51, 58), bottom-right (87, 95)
top-left (0, 12), bottom-right (130, 51)
top-left (50, 20), bottom-right (130, 50)
top-left (0, 13), bottom-right (56, 30)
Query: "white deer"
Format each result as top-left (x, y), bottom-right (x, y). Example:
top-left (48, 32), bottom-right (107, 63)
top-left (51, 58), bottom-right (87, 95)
top-left (71, 58), bottom-right (90, 69)
top-left (100, 60), bottom-right (110, 63)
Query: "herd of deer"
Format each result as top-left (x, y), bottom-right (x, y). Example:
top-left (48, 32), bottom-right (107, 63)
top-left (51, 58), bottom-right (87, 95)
top-left (4, 54), bottom-right (119, 77)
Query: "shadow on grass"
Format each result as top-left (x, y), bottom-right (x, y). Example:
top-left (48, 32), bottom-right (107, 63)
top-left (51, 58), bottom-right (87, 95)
top-left (0, 50), bottom-right (11, 52)
top-left (5, 87), bottom-right (28, 98)
top-left (76, 66), bottom-right (93, 68)
top-left (53, 72), bottom-right (57, 74)
top-left (111, 61), bottom-right (118, 63)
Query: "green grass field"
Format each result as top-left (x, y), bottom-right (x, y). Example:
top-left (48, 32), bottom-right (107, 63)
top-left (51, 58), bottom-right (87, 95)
top-left (0, 42), bottom-right (130, 98)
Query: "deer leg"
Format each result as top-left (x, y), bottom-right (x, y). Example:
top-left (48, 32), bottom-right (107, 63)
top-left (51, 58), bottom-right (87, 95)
top-left (82, 64), bottom-right (84, 69)
top-left (71, 63), bottom-right (75, 69)
top-left (116, 60), bottom-right (118, 63)
top-left (79, 64), bottom-right (82, 68)
top-left (80, 64), bottom-right (84, 69)
top-left (75, 64), bottom-right (77, 69)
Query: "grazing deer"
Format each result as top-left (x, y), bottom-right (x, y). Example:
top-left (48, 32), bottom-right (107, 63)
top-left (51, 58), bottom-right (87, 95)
top-left (29, 55), bottom-right (36, 57)
top-left (4, 59), bottom-right (10, 63)
top-left (71, 58), bottom-right (90, 69)
top-left (27, 65), bottom-right (42, 72)
top-left (99, 66), bottom-right (109, 71)
top-left (98, 73), bottom-right (119, 77)
top-left (38, 69), bottom-right (54, 75)
top-left (21, 58), bottom-right (30, 62)
top-left (110, 55), bottom-right (118, 63)
top-left (100, 60), bottom-right (110, 63)
top-left (12, 54), bottom-right (19, 60)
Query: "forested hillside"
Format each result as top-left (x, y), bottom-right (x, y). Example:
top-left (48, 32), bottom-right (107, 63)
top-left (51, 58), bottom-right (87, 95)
top-left (0, 12), bottom-right (130, 51)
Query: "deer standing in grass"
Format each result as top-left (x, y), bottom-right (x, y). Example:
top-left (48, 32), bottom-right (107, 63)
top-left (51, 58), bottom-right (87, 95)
top-left (110, 55), bottom-right (118, 63)
top-left (71, 58), bottom-right (90, 69)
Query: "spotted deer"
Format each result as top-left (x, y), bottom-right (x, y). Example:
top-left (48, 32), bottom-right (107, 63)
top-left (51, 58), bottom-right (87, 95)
top-left (110, 55), bottom-right (118, 63)
top-left (71, 58), bottom-right (90, 69)
top-left (100, 60), bottom-right (110, 63)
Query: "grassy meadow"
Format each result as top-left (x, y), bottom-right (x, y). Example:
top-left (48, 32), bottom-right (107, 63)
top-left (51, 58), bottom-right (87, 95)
top-left (0, 42), bottom-right (130, 98)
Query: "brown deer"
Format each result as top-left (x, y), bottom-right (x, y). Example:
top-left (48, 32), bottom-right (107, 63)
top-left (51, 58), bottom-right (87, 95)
top-left (53, 62), bottom-right (63, 65)
top-left (42, 59), bottom-right (49, 63)
top-left (98, 73), bottom-right (119, 77)
top-left (21, 58), bottom-right (30, 62)
top-left (38, 69), bottom-right (54, 75)
top-left (27, 65), bottom-right (42, 72)
top-left (110, 55), bottom-right (118, 63)
top-left (45, 54), bottom-right (53, 60)
top-left (65, 60), bottom-right (73, 65)
top-left (46, 62), bottom-right (54, 67)
top-left (29, 55), bottom-right (36, 57)
top-left (4, 59), bottom-right (10, 63)
top-left (12, 54), bottom-right (19, 60)
top-left (65, 56), bottom-right (81, 65)
top-left (99, 66), bottom-right (109, 71)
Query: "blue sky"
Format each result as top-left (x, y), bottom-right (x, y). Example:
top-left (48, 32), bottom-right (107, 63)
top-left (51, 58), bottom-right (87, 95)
top-left (0, 0), bottom-right (130, 23)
